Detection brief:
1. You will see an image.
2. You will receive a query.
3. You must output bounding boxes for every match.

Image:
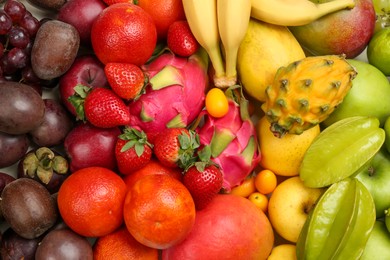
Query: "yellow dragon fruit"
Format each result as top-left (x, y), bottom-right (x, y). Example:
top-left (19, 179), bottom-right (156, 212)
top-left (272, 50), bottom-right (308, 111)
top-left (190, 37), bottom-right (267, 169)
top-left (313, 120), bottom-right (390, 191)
top-left (261, 55), bottom-right (357, 138)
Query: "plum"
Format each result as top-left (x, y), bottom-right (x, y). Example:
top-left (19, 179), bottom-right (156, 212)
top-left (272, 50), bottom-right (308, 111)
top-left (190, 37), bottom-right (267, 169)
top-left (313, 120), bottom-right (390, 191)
top-left (1, 178), bottom-right (58, 239)
top-left (0, 82), bottom-right (45, 135)
top-left (18, 147), bottom-right (69, 194)
top-left (64, 122), bottom-right (120, 172)
top-left (29, 99), bottom-right (74, 147)
top-left (0, 228), bottom-right (42, 260)
top-left (31, 20), bottom-right (80, 80)
top-left (35, 228), bottom-right (93, 260)
top-left (0, 132), bottom-right (29, 168)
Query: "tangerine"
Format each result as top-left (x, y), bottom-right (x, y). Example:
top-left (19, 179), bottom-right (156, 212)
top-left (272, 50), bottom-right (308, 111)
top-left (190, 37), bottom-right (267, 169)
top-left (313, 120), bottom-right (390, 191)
top-left (93, 226), bottom-right (158, 260)
top-left (254, 169), bottom-right (278, 195)
top-left (91, 3), bottom-right (157, 66)
top-left (123, 159), bottom-right (182, 189)
top-left (57, 166), bottom-right (127, 237)
top-left (123, 174), bottom-right (195, 249)
top-left (136, 0), bottom-right (186, 40)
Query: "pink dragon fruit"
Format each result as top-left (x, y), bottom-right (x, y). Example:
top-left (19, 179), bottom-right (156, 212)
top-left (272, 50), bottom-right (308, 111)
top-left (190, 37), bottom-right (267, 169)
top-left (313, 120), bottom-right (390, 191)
top-left (195, 87), bottom-right (261, 191)
top-left (128, 48), bottom-right (209, 141)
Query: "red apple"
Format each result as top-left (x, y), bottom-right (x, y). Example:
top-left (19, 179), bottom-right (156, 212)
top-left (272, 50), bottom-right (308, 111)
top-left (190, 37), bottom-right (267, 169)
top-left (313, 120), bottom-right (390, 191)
top-left (289, 0), bottom-right (376, 58)
top-left (162, 194), bottom-right (274, 259)
top-left (64, 122), bottom-right (120, 172)
top-left (57, 0), bottom-right (107, 46)
top-left (58, 55), bottom-right (108, 116)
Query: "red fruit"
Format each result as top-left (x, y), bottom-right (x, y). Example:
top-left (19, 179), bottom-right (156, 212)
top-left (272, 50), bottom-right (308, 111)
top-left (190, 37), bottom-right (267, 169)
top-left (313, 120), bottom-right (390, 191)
top-left (153, 128), bottom-right (199, 169)
top-left (183, 163), bottom-right (223, 210)
top-left (162, 194), bottom-right (274, 259)
top-left (115, 127), bottom-right (153, 175)
top-left (105, 63), bottom-right (146, 100)
top-left (167, 20), bottom-right (199, 57)
top-left (84, 87), bottom-right (131, 128)
top-left (91, 3), bottom-right (157, 65)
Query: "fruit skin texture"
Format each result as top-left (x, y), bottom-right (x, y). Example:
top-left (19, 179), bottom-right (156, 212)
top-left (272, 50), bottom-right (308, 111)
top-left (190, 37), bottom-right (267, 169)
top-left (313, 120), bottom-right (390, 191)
top-left (91, 3), bottom-right (157, 65)
top-left (57, 166), bottom-right (127, 237)
top-left (64, 123), bottom-right (120, 172)
top-left (261, 55), bottom-right (357, 137)
top-left (105, 62), bottom-right (146, 100)
top-left (360, 221), bottom-right (390, 259)
top-left (237, 18), bottom-right (306, 102)
top-left (268, 176), bottom-right (325, 243)
top-left (323, 59), bottom-right (390, 127)
top-left (167, 20), bottom-right (199, 57)
top-left (93, 226), bottom-right (158, 260)
top-left (289, 0), bottom-right (376, 58)
top-left (183, 164), bottom-right (224, 210)
top-left (84, 87), bottom-right (131, 128)
top-left (123, 174), bottom-right (196, 250)
top-left (162, 194), bottom-right (274, 260)
top-left (257, 116), bottom-right (320, 177)
top-left (354, 148), bottom-right (390, 218)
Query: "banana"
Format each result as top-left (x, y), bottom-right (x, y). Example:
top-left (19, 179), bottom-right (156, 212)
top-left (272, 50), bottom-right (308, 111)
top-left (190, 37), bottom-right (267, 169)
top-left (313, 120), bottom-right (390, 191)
top-left (182, 0), bottom-right (225, 86)
top-left (250, 0), bottom-right (356, 26)
top-left (217, 0), bottom-right (251, 87)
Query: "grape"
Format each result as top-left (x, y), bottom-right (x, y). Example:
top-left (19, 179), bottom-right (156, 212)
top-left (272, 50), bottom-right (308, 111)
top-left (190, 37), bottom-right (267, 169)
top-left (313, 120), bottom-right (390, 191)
top-left (0, 10), bottom-right (12, 35)
top-left (4, 0), bottom-right (26, 23)
top-left (21, 65), bottom-right (40, 83)
top-left (19, 13), bottom-right (39, 37)
top-left (7, 47), bottom-right (28, 69)
top-left (8, 26), bottom-right (30, 49)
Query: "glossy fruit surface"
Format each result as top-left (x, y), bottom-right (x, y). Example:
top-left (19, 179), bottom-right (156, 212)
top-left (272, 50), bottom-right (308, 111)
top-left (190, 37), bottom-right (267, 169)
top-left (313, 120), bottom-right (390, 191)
top-left (205, 87), bottom-right (229, 118)
top-left (123, 174), bottom-right (195, 249)
top-left (254, 169), bottom-right (277, 195)
top-left (93, 226), bottom-right (158, 260)
top-left (91, 3), bottom-right (157, 65)
top-left (57, 166), bottom-right (127, 237)
top-left (300, 116), bottom-right (385, 188)
top-left (367, 28), bottom-right (390, 76)
top-left (257, 116), bottom-right (320, 177)
top-left (229, 175), bottom-right (256, 198)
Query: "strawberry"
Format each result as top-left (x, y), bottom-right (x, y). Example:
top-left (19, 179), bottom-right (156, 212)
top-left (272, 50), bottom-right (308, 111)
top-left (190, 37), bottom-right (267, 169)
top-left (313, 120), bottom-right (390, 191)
top-left (153, 128), bottom-right (200, 169)
top-left (75, 86), bottom-right (130, 128)
top-left (115, 127), bottom-right (153, 175)
top-left (183, 162), bottom-right (223, 210)
top-left (104, 62), bottom-right (147, 100)
top-left (167, 20), bottom-right (199, 57)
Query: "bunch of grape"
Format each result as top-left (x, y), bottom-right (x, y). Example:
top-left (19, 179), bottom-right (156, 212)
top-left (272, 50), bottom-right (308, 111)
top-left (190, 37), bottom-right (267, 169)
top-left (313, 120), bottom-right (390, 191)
top-left (0, 0), bottom-right (52, 88)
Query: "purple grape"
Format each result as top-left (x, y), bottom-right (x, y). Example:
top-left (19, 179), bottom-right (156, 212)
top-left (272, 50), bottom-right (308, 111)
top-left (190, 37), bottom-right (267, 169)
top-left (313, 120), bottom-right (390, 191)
top-left (7, 47), bottom-right (28, 69)
top-left (0, 10), bottom-right (12, 35)
top-left (8, 26), bottom-right (30, 49)
top-left (4, 0), bottom-right (26, 23)
top-left (19, 13), bottom-right (40, 37)
top-left (21, 65), bottom-right (40, 83)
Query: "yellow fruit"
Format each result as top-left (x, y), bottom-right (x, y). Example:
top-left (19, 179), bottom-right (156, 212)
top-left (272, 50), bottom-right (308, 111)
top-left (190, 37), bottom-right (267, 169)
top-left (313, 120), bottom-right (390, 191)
top-left (230, 176), bottom-right (256, 198)
top-left (268, 244), bottom-right (297, 260)
top-left (248, 191), bottom-right (268, 212)
top-left (257, 116), bottom-right (320, 176)
top-left (237, 18), bottom-right (305, 102)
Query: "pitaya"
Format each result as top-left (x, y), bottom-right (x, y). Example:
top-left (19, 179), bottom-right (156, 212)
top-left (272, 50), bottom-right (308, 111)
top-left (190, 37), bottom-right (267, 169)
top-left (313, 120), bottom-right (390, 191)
top-left (128, 48), bottom-right (209, 141)
top-left (195, 87), bottom-right (261, 191)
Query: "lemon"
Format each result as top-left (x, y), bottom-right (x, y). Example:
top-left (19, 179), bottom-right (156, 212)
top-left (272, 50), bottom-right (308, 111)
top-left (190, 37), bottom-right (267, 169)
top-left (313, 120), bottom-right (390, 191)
top-left (367, 27), bottom-right (390, 76)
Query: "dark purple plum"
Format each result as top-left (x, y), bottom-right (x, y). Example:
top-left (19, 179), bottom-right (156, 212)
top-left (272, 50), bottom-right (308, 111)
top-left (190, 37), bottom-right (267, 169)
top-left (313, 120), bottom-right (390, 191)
top-left (29, 99), bottom-right (73, 147)
top-left (0, 131), bottom-right (29, 168)
top-left (0, 227), bottom-right (42, 260)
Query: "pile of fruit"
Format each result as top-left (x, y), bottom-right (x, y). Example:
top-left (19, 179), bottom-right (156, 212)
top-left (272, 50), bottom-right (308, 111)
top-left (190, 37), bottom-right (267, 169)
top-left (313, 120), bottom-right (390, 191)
top-left (1, 0), bottom-right (390, 258)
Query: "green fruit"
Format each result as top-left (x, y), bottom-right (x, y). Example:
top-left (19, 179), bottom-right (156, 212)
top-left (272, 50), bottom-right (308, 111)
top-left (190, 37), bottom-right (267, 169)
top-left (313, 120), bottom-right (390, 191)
top-left (384, 116), bottom-right (390, 153)
top-left (296, 178), bottom-right (376, 260)
top-left (386, 209), bottom-right (390, 232)
top-left (360, 221), bottom-right (390, 259)
top-left (367, 28), bottom-right (390, 76)
top-left (300, 116), bottom-right (385, 188)
top-left (323, 59), bottom-right (390, 127)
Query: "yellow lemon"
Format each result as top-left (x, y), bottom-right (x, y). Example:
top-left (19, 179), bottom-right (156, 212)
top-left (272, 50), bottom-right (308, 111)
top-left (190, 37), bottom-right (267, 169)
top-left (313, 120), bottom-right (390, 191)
top-left (257, 116), bottom-right (320, 176)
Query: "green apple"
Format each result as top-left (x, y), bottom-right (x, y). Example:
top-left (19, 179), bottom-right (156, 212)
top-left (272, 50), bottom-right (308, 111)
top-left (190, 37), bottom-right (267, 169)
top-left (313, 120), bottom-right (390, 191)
top-left (360, 221), bottom-right (390, 259)
top-left (355, 148), bottom-right (390, 218)
top-left (384, 116), bottom-right (390, 154)
top-left (323, 59), bottom-right (390, 127)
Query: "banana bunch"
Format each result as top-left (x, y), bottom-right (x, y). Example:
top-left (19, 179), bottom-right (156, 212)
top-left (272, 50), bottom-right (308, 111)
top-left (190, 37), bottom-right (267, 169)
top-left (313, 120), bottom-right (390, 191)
top-left (182, 0), bottom-right (251, 88)
top-left (250, 0), bottom-right (356, 26)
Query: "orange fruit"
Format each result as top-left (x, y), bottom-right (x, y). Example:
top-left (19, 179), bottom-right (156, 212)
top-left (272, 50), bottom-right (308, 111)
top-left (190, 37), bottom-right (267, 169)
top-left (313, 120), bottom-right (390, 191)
top-left (123, 174), bottom-right (195, 249)
top-left (91, 3), bottom-right (157, 66)
top-left (57, 166), bottom-right (127, 237)
top-left (254, 169), bottom-right (278, 195)
top-left (93, 226), bottom-right (158, 260)
top-left (136, 0), bottom-right (186, 40)
top-left (123, 159), bottom-right (182, 189)
top-left (230, 176), bottom-right (256, 198)
top-left (248, 192), bottom-right (269, 213)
